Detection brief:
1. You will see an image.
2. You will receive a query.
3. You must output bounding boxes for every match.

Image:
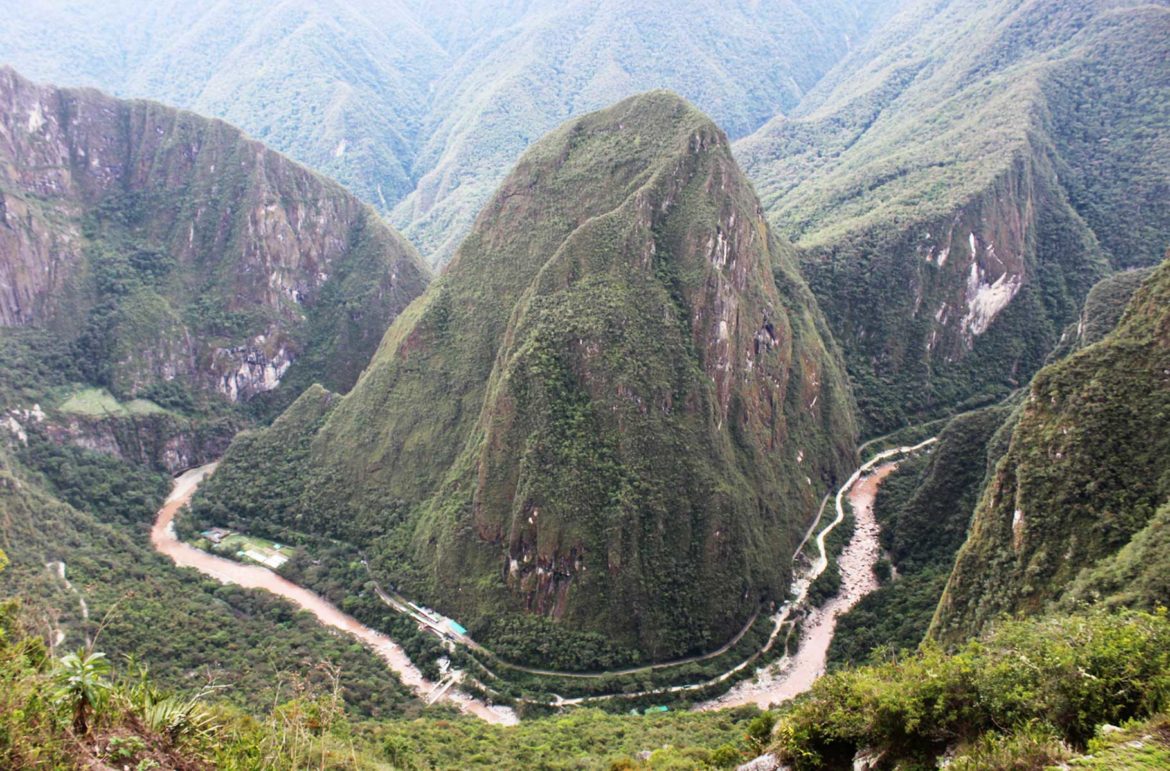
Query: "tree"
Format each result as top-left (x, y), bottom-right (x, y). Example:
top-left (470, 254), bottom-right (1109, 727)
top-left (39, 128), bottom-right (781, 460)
top-left (52, 649), bottom-right (111, 734)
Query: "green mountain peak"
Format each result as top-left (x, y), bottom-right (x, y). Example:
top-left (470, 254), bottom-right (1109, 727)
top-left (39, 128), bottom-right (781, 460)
top-left (198, 92), bottom-right (858, 662)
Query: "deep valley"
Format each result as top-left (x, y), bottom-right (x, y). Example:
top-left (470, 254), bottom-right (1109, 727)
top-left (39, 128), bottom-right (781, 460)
top-left (0, 1), bottom-right (1168, 769)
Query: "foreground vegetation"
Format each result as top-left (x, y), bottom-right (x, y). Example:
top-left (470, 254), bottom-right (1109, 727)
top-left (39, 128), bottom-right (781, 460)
top-left (0, 545), bottom-right (380, 770)
top-left (371, 708), bottom-right (771, 770)
top-left (770, 609), bottom-right (1170, 770)
top-left (9, 544), bottom-right (1169, 771)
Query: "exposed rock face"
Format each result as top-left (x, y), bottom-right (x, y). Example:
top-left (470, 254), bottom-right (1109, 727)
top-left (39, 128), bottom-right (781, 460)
top-left (42, 414), bottom-right (238, 475)
top-left (737, 754), bottom-right (783, 771)
top-left (790, 151), bottom-right (1101, 434)
top-left (202, 92), bottom-right (857, 660)
top-left (0, 66), bottom-right (429, 404)
top-left (0, 397), bottom-right (232, 475)
top-left (212, 342), bottom-right (293, 403)
top-left (907, 164), bottom-right (1034, 360)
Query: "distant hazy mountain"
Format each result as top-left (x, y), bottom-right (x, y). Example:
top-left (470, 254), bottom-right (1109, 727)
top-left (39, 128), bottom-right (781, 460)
top-left (0, 0), bottom-right (902, 264)
top-left (388, 0), bottom-right (902, 264)
top-left (0, 0), bottom-right (445, 213)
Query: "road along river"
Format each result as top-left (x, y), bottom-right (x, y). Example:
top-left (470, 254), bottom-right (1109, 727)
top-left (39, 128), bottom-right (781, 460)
top-left (150, 463), bottom-right (518, 726)
top-left (152, 439), bottom-right (934, 718)
top-left (699, 438), bottom-right (936, 709)
top-left (700, 461), bottom-right (901, 709)
top-left (547, 438), bottom-right (938, 709)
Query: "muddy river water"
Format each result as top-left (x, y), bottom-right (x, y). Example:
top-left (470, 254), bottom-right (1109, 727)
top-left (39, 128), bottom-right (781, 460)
top-left (154, 440), bottom-right (929, 720)
top-left (150, 463), bottom-right (518, 726)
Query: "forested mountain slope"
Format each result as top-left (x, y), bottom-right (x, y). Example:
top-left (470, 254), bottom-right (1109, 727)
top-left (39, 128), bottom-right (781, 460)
top-left (0, 67), bottom-right (428, 411)
top-left (0, 0), bottom-right (902, 264)
top-left (736, 0), bottom-right (1170, 433)
top-left (0, 442), bottom-right (422, 725)
top-left (195, 92), bottom-right (858, 663)
top-left (932, 254), bottom-right (1170, 642)
top-left (0, 68), bottom-right (434, 714)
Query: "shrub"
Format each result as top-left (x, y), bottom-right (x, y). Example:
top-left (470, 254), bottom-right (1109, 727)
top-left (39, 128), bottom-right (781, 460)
top-left (772, 610), bottom-right (1170, 769)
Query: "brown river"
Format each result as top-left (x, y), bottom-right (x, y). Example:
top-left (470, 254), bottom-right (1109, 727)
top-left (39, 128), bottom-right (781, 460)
top-left (150, 463), bottom-right (518, 726)
top-left (154, 441), bottom-right (927, 720)
top-left (700, 457), bottom-right (906, 710)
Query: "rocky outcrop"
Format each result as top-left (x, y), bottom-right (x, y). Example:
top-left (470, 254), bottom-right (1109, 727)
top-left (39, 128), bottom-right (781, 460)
top-left (42, 414), bottom-right (238, 475)
top-left (1, 402), bottom-right (238, 474)
top-left (789, 147), bottom-right (1105, 433)
top-left (0, 66), bottom-right (430, 404)
top-left (736, 0), bottom-right (1170, 433)
top-left (737, 755), bottom-right (783, 771)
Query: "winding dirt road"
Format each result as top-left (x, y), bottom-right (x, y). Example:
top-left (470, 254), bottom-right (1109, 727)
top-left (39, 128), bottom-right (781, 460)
top-left (151, 463), bottom-right (518, 726)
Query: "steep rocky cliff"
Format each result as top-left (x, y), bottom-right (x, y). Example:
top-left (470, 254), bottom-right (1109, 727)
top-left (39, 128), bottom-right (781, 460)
top-left (197, 92), bottom-right (857, 661)
top-left (736, 0), bottom-right (1170, 433)
top-left (0, 66), bottom-right (429, 410)
top-left (932, 254), bottom-right (1170, 642)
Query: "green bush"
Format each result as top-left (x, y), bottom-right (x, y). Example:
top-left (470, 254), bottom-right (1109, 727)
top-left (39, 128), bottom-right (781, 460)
top-left (772, 610), bottom-right (1170, 769)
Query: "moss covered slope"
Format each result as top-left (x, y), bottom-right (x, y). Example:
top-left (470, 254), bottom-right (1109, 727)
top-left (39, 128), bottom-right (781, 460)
top-left (202, 92), bottom-right (857, 661)
top-left (737, 0), bottom-right (1170, 433)
top-left (933, 255), bottom-right (1170, 642)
